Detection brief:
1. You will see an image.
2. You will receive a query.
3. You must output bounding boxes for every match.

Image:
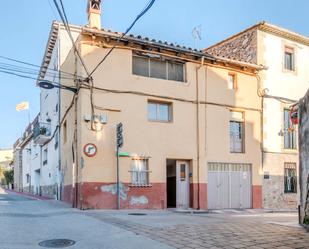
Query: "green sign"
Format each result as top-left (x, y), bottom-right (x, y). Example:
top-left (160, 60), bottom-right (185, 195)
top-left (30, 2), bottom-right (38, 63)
top-left (118, 152), bottom-right (130, 157)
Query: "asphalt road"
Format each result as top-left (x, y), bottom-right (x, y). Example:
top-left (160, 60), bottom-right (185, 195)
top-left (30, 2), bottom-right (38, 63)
top-left (0, 187), bottom-right (172, 249)
top-left (0, 187), bottom-right (308, 249)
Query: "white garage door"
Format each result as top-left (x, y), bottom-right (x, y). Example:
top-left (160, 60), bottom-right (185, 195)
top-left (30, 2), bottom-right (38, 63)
top-left (208, 162), bottom-right (252, 209)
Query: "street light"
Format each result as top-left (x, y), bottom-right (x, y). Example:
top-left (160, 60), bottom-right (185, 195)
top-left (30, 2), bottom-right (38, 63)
top-left (38, 81), bottom-right (77, 93)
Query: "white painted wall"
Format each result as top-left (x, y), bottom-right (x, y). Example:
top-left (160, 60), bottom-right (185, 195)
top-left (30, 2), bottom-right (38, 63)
top-left (260, 31), bottom-right (309, 152)
top-left (37, 24), bottom-right (80, 197)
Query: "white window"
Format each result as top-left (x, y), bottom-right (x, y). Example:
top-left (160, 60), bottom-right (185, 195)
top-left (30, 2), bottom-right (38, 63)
top-left (228, 73), bottom-right (237, 90)
top-left (148, 101), bottom-right (172, 122)
top-left (230, 111), bottom-right (244, 153)
top-left (26, 174), bottom-right (30, 184)
top-left (133, 55), bottom-right (185, 82)
top-left (284, 47), bottom-right (295, 71)
top-left (130, 159), bottom-right (150, 186)
top-left (284, 109), bottom-right (297, 149)
top-left (284, 163), bottom-right (297, 193)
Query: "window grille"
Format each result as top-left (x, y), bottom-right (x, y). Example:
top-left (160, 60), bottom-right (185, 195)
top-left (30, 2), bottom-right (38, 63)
top-left (284, 163), bottom-right (297, 193)
top-left (130, 159), bottom-right (150, 186)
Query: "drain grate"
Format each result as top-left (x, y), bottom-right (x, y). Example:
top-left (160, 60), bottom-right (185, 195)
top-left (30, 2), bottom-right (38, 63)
top-left (128, 213), bottom-right (147, 216)
top-left (39, 239), bottom-right (75, 248)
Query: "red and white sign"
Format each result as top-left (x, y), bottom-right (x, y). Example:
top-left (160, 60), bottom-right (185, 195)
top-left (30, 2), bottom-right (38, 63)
top-left (290, 105), bottom-right (299, 125)
top-left (83, 143), bottom-right (97, 157)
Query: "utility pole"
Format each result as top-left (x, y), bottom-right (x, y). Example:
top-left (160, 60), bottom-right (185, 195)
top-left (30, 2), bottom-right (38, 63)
top-left (116, 123), bottom-right (123, 210)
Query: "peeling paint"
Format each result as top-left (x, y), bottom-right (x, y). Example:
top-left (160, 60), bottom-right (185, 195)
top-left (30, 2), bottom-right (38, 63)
top-left (130, 195), bottom-right (148, 205)
top-left (100, 183), bottom-right (129, 200)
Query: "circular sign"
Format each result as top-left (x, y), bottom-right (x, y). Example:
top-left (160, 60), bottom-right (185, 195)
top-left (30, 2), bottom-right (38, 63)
top-left (83, 143), bottom-right (97, 157)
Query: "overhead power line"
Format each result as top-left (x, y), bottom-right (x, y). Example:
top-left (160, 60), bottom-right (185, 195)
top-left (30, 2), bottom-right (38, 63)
top-left (52, 0), bottom-right (91, 78)
top-left (0, 55), bottom-right (81, 78)
top-left (88, 0), bottom-right (156, 78)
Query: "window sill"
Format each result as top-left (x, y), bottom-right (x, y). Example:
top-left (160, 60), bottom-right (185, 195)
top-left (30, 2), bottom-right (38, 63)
top-left (282, 149), bottom-right (298, 153)
top-left (148, 119), bottom-right (172, 123)
top-left (129, 184), bottom-right (152, 188)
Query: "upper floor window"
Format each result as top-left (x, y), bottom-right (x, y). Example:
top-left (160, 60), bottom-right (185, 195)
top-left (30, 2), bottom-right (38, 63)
top-left (284, 46), bottom-right (295, 71)
top-left (284, 109), bottom-right (297, 149)
top-left (26, 174), bottom-right (30, 184)
top-left (230, 111), bottom-right (244, 153)
top-left (133, 55), bottom-right (185, 82)
top-left (284, 163), bottom-right (297, 193)
top-left (148, 101), bottom-right (172, 122)
top-left (228, 73), bottom-right (237, 90)
top-left (43, 148), bottom-right (48, 166)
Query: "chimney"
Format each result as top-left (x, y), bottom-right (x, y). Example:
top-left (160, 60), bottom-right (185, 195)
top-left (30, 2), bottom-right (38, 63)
top-left (87, 0), bottom-right (102, 29)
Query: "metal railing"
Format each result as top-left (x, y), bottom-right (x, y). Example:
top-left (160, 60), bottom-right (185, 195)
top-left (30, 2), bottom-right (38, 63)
top-left (33, 122), bottom-right (51, 140)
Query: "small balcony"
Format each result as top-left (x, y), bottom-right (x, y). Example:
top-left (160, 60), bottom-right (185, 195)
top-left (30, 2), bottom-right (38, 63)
top-left (33, 122), bottom-right (51, 145)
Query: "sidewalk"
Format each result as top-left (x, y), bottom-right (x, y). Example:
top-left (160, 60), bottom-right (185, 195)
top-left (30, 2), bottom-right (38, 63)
top-left (5, 188), bottom-right (53, 201)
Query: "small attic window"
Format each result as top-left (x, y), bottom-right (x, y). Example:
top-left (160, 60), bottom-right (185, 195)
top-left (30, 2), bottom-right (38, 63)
top-left (132, 55), bottom-right (185, 82)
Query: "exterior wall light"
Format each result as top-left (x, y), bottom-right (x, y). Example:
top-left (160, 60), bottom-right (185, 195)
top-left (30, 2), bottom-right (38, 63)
top-left (38, 81), bottom-right (77, 93)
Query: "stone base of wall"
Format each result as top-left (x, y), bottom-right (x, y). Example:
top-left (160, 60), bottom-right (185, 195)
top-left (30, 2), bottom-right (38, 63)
top-left (40, 184), bottom-right (57, 199)
top-left (190, 183), bottom-right (207, 209)
top-left (253, 185), bottom-right (262, 209)
top-left (262, 152), bottom-right (299, 209)
top-left (22, 185), bottom-right (57, 199)
top-left (63, 182), bottom-right (209, 210)
top-left (22, 186), bottom-right (34, 194)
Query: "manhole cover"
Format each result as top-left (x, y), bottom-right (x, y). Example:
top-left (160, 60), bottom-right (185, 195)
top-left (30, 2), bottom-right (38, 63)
top-left (128, 213), bottom-right (147, 216)
top-left (39, 239), bottom-right (75, 248)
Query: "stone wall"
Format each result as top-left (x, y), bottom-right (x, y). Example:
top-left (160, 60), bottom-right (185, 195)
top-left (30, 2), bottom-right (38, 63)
top-left (262, 152), bottom-right (299, 209)
top-left (40, 184), bottom-right (57, 199)
top-left (206, 28), bottom-right (258, 64)
top-left (21, 185), bottom-right (57, 199)
top-left (299, 90), bottom-right (309, 228)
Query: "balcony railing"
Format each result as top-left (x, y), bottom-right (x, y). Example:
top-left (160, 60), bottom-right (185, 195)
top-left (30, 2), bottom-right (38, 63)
top-left (33, 122), bottom-right (51, 145)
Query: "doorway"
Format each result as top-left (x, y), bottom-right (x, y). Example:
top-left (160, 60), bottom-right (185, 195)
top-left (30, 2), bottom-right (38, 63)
top-left (34, 169), bottom-right (40, 195)
top-left (166, 159), bottom-right (190, 209)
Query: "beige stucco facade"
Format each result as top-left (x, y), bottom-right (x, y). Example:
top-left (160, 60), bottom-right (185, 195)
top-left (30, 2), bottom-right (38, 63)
top-left (52, 27), bottom-right (263, 209)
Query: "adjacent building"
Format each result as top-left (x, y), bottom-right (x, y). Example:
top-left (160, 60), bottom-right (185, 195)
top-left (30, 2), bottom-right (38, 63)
top-left (206, 22), bottom-right (309, 209)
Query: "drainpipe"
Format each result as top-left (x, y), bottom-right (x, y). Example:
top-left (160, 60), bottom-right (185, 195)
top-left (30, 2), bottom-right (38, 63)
top-left (57, 23), bottom-right (62, 201)
top-left (195, 56), bottom-right (205, 210)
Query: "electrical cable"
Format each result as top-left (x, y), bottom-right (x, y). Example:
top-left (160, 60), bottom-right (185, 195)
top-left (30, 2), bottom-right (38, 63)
top-left (0, 55), bottom-right (80, 78)
top-left (52, 0), bottom-right (91, 78)
top-left (0, 64), bottom-right (76, 81)
top-left (88, 0), bottom-right (156, 78)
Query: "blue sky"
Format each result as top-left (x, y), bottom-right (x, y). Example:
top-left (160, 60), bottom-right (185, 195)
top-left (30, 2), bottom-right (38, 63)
top-left (0, 0), bottom-right (308, 148)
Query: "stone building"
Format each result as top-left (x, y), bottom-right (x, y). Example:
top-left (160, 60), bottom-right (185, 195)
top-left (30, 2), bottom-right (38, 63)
top-left (299, 90), bottom-right (309, 229)
top-left (34, 0), bottom-right (264, 209)
top-left (205, 22), bottom-right (309, 209)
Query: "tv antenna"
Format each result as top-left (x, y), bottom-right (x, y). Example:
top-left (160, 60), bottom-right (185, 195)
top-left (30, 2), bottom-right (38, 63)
top-left (192, 25), bottom-right (202, 49)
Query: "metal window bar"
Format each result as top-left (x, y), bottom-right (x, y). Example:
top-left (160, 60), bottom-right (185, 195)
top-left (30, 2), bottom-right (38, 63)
top-left (129, 170), bottom-right (151, 186)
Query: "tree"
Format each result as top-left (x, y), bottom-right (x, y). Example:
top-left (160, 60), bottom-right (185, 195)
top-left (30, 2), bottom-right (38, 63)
top-left (3, 170), bottom-right (13, 185)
